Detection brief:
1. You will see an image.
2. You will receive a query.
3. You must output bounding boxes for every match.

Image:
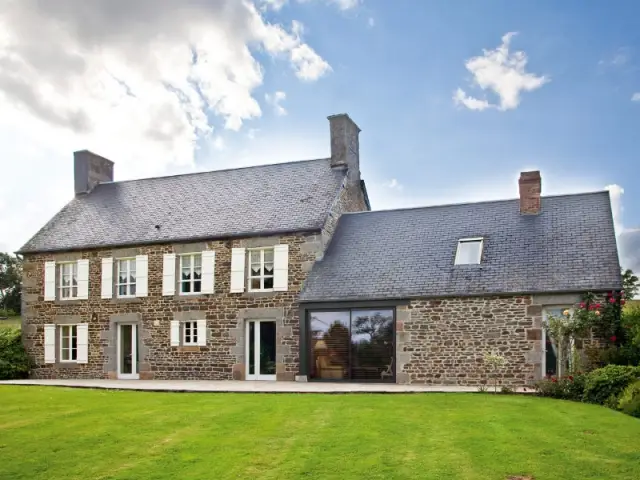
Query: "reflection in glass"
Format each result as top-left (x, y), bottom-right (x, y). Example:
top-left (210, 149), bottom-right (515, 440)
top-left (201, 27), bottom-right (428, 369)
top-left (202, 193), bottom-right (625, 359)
top-left (309, 309), bottom-right (394, 382)
top-left (260, 321), bottom-right (276, 375)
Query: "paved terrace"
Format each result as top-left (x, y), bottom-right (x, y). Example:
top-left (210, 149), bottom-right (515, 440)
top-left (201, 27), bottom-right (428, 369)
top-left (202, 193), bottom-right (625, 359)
top-left (0, 379), bottom-right (512, 393)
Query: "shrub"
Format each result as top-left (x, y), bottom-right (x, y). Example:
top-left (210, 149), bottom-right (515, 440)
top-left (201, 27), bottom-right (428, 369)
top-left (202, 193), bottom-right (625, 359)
top-left (582, 365), bottom-right (640, 405)
top-left (535, 375), bottom-right (586, 400)
top-left (618, 380), bottom-right (640, 418)
top-left (0, 327), bottom-right (30, 380)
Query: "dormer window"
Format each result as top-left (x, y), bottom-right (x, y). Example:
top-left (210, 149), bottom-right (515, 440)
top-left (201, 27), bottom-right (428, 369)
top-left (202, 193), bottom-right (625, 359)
top-left (455, 238), bottom-right (483, 265)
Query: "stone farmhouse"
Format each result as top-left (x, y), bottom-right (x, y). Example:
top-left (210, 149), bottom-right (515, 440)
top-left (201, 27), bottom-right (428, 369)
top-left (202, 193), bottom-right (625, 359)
top-left (18, 113), bottom-right (621, 386)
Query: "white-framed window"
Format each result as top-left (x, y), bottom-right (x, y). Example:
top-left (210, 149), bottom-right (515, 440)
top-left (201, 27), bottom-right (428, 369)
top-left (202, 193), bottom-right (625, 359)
top-left (180, 253), bottom-right (202, 294)
top-left (60, 324), bottom-right (78, 362)
top-left (454, 238), bottom-right (483, 265)
top-left (183, 321), bottom-right (199, 346)
top-left (59, 262), bottom-right (79, 299)
top-left (248, 248), bottom-right (274, 291)
top-left (116, 258), bottom-right (137, 297)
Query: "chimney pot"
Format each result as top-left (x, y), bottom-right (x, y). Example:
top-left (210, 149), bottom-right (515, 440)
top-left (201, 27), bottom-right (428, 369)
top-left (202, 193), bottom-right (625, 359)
top-left (328, 113), bottom-right (361, 186)
top-left (74, 150), bottom-right (114, 195)
top-left (519, 170), bottom-right (541, 215)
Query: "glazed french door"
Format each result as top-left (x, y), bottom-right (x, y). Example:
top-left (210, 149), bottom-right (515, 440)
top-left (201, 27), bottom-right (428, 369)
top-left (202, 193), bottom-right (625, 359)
top-left (117, 324), bottom-right (139, 380)
top-left (245, 320), bottom-right (277, 380)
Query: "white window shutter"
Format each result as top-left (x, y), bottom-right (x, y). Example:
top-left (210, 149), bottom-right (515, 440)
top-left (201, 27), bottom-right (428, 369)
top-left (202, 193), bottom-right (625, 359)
top-left (197, 319), bottom-right (207, 346)
top-left (101, 257), bottom-right (113, 299)
top-left (77, 259), bottom-right (89, 300)
top-left (163, 254), bottom-right (176, 296)
top-left (230, 248), bottom-right (246, 293)
top-left (135, 255), bottom-right (148, 297)
top-left (44, 324), bottom-right (56, 363)
top-left (200, 251), bottom-right (215, 294)
top-left (273, 244), bottom-right (289, 291)
top-left (77, 324), bottom-right (89, 364)
top-left (44, 261), bottom-right (56, 301)
top-left (170, 320), bottom-right (180, 346)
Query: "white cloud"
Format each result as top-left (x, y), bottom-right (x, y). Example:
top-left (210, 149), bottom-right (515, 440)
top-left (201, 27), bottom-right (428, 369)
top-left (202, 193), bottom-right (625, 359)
top-left (368, 17), bottom-right (375, 28)
top-left (453, 88), bottom-right (492, 111)
top-left (385, 178), bottom-right (403, 191)
top-left (0, 0), bottom-right (333, 253)
top-left (606, 184), bottom-right (625, 235)
top-left (454, 32), bottom-right (549, 111)
top-left (265, 91), bottom-right (287, 115)
top-left (262, 0), bottom-right (361, 10)
top-left (632, 93), bottom-right (640, 102)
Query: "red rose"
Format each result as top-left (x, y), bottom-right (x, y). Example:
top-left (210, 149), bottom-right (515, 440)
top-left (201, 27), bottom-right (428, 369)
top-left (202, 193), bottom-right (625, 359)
top-left (595, 303), bottom-right (601, 308)
top-left (621, 300), bottom-right (626, 305)
top-left (609, 297), bottom-right (616, 303)
top-left (551, 377), bottom-right (557, 383)
top-left (610, 336), bottom-right (617, 343)
top-left (588, 304), bottom-right (595, 310)
top-left (579, 302), bottom-right (586, 309)
top-left (568, 375), bottom-right (574, 381)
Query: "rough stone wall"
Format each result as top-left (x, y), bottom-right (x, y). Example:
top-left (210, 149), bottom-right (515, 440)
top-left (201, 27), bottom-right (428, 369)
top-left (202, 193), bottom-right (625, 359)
top-left (396, 295), bottom-right (540, 387)
top-left (22, 233), bottom-right (320, 380)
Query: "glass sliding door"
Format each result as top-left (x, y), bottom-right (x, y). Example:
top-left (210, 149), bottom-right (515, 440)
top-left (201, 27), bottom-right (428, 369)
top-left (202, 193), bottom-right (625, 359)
top-left (308, 309), bottom-right (395, 382)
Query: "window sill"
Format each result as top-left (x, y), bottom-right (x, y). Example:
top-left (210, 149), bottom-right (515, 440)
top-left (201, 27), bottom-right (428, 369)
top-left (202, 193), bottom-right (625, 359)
top-left (110, 297), bottom-right (143, 304)
top-left (174, 346), bottom-right (204, 352)
top-left (54, 299), bottom-right (84, 305)
top-left (174, 293), bottom-right (207, 300)
top-left (57, 361), bottom-right (80, 368)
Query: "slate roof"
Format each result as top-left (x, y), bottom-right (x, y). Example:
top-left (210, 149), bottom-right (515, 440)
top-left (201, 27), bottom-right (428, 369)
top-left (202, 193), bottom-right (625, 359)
top-left (300, 191), bottom-right (622, 301)
top-left (19, 158), bottom-right (346, 253)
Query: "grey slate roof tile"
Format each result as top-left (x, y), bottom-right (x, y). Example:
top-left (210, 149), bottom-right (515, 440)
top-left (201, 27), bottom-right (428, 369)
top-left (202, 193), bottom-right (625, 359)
top-left (19, 158), bottom-right (345, 253)
top-left (300, 191), bottom-right (622, 301)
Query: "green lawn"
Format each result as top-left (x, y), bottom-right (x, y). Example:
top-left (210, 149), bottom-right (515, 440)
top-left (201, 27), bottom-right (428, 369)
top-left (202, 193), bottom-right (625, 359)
top-left (1, 387), bottom-right (639, 480)
top-left (0, 315), bottom-right (21, 329)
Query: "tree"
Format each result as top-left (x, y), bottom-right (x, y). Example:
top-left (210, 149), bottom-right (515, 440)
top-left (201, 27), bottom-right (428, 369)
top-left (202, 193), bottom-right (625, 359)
top-left (0, 253), bottom-right (21, 316)
top-left (622, 269), bottom-right (639, 300)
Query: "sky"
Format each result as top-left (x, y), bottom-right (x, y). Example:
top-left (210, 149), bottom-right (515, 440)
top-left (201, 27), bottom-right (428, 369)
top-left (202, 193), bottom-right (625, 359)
top-left (0, 0), bottom-right (638, 272)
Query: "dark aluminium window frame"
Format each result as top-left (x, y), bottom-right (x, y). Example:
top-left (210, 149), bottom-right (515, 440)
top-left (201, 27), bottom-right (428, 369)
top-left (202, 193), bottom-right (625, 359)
top-left (299, 300), bottom-right (406, 383)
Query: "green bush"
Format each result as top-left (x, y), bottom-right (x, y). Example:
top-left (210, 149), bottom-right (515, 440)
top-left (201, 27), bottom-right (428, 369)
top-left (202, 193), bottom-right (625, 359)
top-left (534, 375), bottom-right (586, 401)
top-left (0, 327), bottom-right (30, 380)
top-left (618, 380), bottom-right (640, 418)
top-left (582, 365), bottom-right (640, 405)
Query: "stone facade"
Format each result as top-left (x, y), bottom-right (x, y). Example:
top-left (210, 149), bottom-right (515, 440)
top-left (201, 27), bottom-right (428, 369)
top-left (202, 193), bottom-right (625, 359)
top-left (395, 293), bottom-right (587, 387)
top-left (22, 183), bottom-right (368, 381)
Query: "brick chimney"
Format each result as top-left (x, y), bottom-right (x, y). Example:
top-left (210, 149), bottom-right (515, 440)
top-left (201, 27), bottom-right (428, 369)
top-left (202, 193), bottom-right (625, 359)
top-left (74, 150), bottom-right (114, 195)
top-left (328, 113), bottom-right (361, 186)
top-left (519, 171), bottom-right (541, 214)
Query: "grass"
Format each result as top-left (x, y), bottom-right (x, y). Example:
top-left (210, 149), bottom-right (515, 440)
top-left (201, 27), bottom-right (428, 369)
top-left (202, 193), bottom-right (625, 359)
top-left (0, 388), bottom-right (639, 480)
top-left (0, 315), bottom-right (20, 329)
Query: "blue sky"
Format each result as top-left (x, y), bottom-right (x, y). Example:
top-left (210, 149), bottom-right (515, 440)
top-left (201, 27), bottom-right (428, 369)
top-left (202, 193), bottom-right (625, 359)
top-left (0, 0), bottom-right (637, 269)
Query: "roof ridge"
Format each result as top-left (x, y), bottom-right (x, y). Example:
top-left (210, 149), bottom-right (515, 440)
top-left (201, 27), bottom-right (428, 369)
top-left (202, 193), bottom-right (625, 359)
top-left (99, 157), bottom-right (332, 186)
top-left (341, 190), bottom-right (609, 216)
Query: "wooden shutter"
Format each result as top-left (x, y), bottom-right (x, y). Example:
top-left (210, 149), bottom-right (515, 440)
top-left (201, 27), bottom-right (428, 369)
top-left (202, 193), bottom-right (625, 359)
top-left (44, 261), bottom-right (56, 301)
top-left (77, 259), bottom-right (89, 299)
top-left (170, 320), bottom-right (180, 346)
top-left (197, 319), bottom-right (207, 346)
top-left (101, 257), bottom-right (113, 299)
top-left (230, 248), bottom-right (246, 293)
top-left (77, 324), bottom-right (89, 364)
top-left (162, 254), bottom-right (176, 296)
top-left (135, 255), bottom-right (148, 297)
top-left (200, 251), bottom-right (215, 294)
top-left (44, 324), bottom-right (56, 363)
top-left (273, 244), bottom-right (289, 292)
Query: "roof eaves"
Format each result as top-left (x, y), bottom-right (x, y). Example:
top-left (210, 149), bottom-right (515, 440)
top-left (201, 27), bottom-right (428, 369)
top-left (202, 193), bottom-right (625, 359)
top-left (17, 225), bottom-right (324, 255)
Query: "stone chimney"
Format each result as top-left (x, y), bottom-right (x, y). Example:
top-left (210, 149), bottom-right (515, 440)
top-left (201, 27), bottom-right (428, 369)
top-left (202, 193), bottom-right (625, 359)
top-left (74, 150), bottom-right (114, 195)
top-left (328, 113), bottom-right (361, 186)
top-left (519, 170), bottom-right (541, 215)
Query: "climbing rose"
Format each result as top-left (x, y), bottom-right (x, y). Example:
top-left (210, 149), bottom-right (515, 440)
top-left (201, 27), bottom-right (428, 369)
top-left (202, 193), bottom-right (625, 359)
top-left (610, 336), bottom-right (617, 343)
top-left (563, 309), bottom-right (570, 316)
top-left (551, 377), bottom-right (558, 383)
top-left (579, 302), bottom-right (586, 309)
top-left (568, 376), bottom-right (574, 381)
top-left (621, 299), bottom-right (626, 305)
top-left (595, 310), bottom-right (601, 316)
top-left (609, 297), bottom-right (616, 303)
top-left (595, 303), bottom-right (601, 308)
